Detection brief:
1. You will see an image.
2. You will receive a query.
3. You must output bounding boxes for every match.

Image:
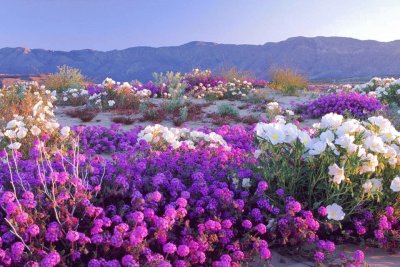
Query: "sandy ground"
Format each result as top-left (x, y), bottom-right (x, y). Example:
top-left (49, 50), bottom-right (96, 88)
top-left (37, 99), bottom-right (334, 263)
top-left (56, 88), bottom-right (319, 130)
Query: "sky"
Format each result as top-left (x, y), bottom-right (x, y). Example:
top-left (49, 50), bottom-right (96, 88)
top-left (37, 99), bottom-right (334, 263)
top-left (0, 0), bottom-right (400, 51)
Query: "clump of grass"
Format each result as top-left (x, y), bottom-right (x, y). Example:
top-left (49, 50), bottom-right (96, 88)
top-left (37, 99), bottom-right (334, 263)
top-left (45, 65), bottom-right (86, 92)
top-left (269, 68), bottom-right (308, 95)
top-left (220, 67), bottom-right (255, 82)
top-left (111, 116), bottom-right (135, 125)
top-left (217, 103), bottom-right (239, 117)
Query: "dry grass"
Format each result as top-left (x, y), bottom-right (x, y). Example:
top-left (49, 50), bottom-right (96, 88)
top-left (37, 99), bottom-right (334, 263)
top-left (45, 65), bottom-right (86, 92)
top-left (269, 68), bottom-right (308, 95)
top-left (220, 67), bottom-right (255, 82)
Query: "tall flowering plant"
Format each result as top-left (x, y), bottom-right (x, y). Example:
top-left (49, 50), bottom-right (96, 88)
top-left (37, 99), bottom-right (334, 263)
top-left (255, 113), bottom-right (400, 221)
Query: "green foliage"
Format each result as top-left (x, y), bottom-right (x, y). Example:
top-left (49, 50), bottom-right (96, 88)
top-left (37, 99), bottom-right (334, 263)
top-left (153, 71), bottom-right (187, 99)
top-left (217, 103), bottom-right (239, 117)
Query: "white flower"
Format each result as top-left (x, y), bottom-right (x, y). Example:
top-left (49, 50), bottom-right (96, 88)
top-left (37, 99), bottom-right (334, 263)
top-left (363, 135), bottom-right (387, 154)
top-left (242, 178), bottom-right (251, 188)
top-left (108, 100), bottom-right (116, 107)
top-left (8, 142), bottom-right (21, 150)
top-left (142, 133), bottom-right (153, 143)
top-left (63, 97), bottom-right (68, 101)
top-left (285, 109), bottom-right (294, 116)
top-left (320, 113), bottom-right (343, 129)
top-left (308, 140), bottom-right (327, 155)
top-left (255, 123), bottom-right (285, 145)
top-left (335, 134), bottom-right (357, 153)
top-left (298, 131), bottom-right (312, 147)
top-left (320, 130), bottom-right (335, 143)
top-left (328, 163), bottom-right (346, 184)
top-left (390, 176), bottom-right (400, 192)
top-left (254, 149), bottom-right (262, 159)
top-left (60, 126), bottom-right (70, 137)
top-left (16, 127), bottom-right (28, 139)
top-left (359, 153), bottom-right (379, 174)
top-left (4, 130), bottom-right (16, 139)
top-left (326, 203), bottom-right (345, 221)
top-left (362, 178), bottom-right (382, 193)
top-left (283, 123), bottom-right (299, 143)
top-left (30, 126), bottom-right (41, 136)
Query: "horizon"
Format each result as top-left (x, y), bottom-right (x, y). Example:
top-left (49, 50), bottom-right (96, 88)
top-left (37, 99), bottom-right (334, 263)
top-left (2, 36), bottom-right (400, 52)
top-left (1, 0), bottom-right (400, 51)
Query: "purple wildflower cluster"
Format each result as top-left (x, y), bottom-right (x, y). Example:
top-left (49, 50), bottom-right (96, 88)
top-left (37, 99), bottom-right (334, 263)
top-left (0, 124), bottom-right (398, 266)
top-left (301, 92), bottom-right (384, 118)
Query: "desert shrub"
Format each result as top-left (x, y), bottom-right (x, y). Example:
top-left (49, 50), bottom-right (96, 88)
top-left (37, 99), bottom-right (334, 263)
top-left (300, 92), bottom-right (384, 119)
top-left (244, 89), bottom-right (271, 104)
top-left (65, 107), bottom-right (99, 122)
top-left (111, 116), bottom-right (135, 125)
top-left (153, 71), bottom-right (187, 99)
top-left (45, 65), bottom-right (85, 92)
top-left (270, 68), bottom-right (308, 95)
top-left (217, 103), bottom-right (239, 117)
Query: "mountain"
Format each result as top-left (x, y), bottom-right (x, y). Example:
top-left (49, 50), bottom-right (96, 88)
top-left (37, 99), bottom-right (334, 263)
top-left (1, 36), bottom-right (400, 82)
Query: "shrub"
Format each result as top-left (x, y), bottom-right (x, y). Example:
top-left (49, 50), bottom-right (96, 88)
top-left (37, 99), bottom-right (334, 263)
top-left (45, 65), bottom-right (86, 92)
top-left (65, 107), bottom-right (99, 122)
top-left (269, 68), bottom-right (308, 95)
top-left (301, 92), bottom-right (384, 119)
top-left (111, 116), bottom-right (135, 125)
top-left (217, 103), bottom-right (240, 117)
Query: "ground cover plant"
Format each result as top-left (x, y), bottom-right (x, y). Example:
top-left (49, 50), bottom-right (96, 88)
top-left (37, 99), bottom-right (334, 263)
top-left (0, 78), bottom-right (399, 266)
top-left (299, 92), bottom-right (384, 119)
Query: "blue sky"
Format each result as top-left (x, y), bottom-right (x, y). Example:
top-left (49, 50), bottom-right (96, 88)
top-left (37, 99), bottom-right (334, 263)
top-left (1, 0), bottom-right (400, 51)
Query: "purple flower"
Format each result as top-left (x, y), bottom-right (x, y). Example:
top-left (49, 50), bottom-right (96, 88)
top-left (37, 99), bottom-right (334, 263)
top-left (41, 252), bottom-right (61, 267)
top-left (242, 220), bottom-right (252, 229)
top-left (163, 242), bottom-right (177, 254)
top-left (318, 206), bottom-right (328, 217)
top-left (177, 245), bottom-right (190, 257)
top-left (314, 251), bottom-right (325, 263)
top-left (66, 230), bottom-right (80, 242)
top-left (255, 223), bottom-right (267, 234)
top-left (353, 250), bottom-right (365, 262)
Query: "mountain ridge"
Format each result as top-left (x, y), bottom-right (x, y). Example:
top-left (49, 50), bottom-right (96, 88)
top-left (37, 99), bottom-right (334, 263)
top-left (1, 36), bottom-right (400, 82)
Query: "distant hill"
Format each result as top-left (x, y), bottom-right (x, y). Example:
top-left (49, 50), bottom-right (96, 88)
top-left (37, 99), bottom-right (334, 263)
top-left (1, 36), bottom-right (400, 82)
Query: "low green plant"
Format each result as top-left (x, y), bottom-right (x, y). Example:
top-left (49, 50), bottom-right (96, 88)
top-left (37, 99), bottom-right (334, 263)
top-left (217, 103), bottom-right (239, 117)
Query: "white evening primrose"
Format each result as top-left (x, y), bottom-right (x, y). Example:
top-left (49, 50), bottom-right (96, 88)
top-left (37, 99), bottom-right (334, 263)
top-left (60, 126), bottom-right (70, 137)
top-left (390, 176), bottom-right (400, 192)
top-left (328, 163), bottom-right (346, 184)
top-left (320, 113), bottom-right (343, 129)
top-left (326, 203), bottom-right (345, 221)
top-left (8, 142), bottom-right (21, 150)
top-left (30, 125), bottom-right (41, 136)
